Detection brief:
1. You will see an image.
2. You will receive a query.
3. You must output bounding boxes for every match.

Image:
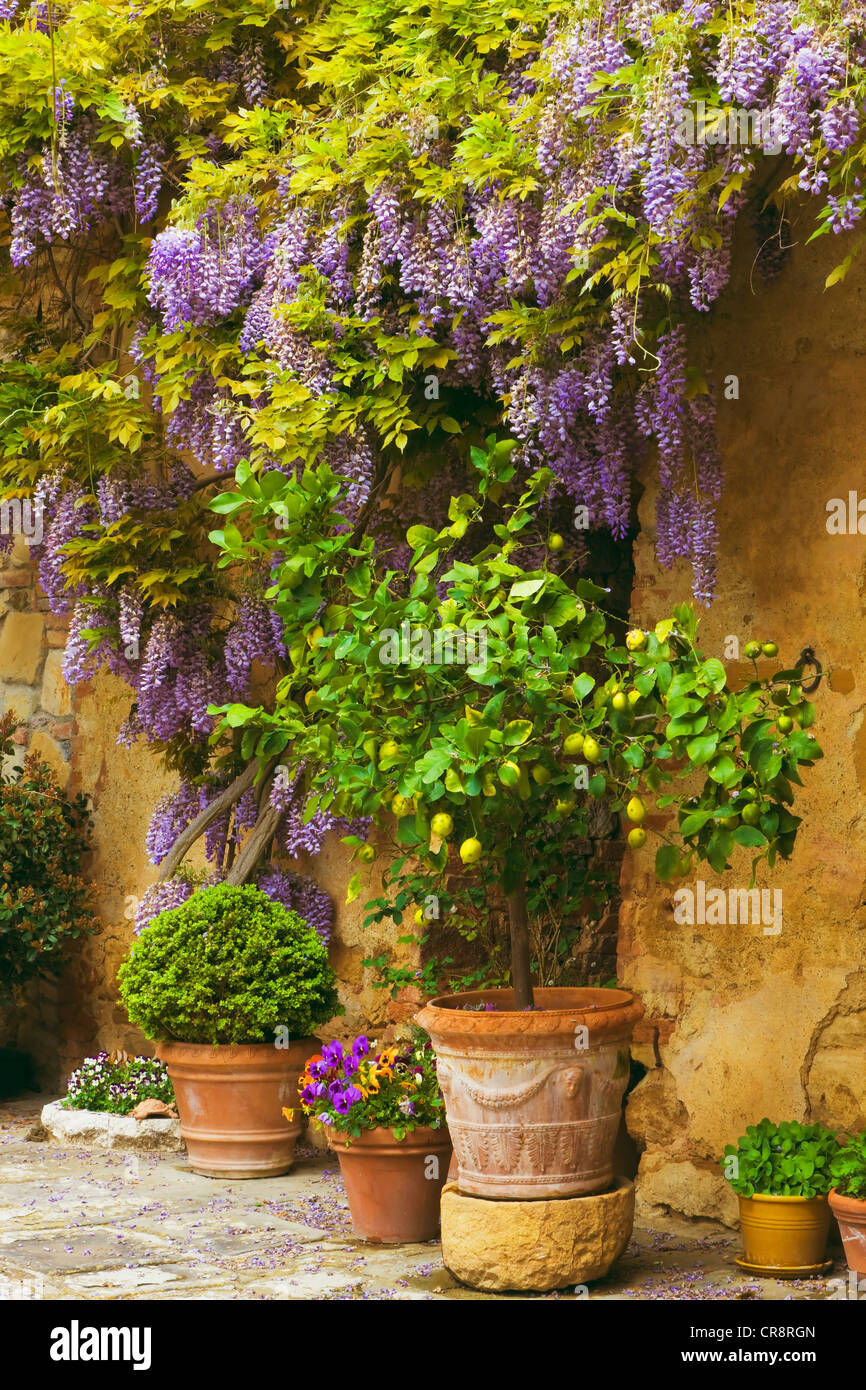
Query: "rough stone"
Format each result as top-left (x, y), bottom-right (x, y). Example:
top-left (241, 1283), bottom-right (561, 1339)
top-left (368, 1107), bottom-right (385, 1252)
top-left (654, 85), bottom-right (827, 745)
top-left (27, 730), bottom-right (70, 788)
top-left (440, 1177), bottom-right (635, 1292)
top-left (634, 1155), bottom-right (739, 1228)
top-left (0, 612), bottom-right (44, 684)
top-left (40, 1100), bottom-right (184, 1152)
top-left (40, 648), bottom-right (72, 716)
top-left (0, 683), bottom-right (37, 722)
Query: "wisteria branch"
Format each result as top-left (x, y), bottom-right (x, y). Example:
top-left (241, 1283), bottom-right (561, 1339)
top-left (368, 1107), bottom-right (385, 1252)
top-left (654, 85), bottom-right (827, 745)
top-left (157, 757), bottom-right (278, 883)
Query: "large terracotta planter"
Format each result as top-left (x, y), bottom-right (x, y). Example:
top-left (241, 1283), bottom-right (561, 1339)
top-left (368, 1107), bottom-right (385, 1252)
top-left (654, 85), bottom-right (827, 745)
top-left (415, 987), bottom-right (643, 1200)
top-left (327, 1125), bottom-right (452, 1242)
top-left (829, 1189), bottom-right (866, 1274)
top-left (737, 1193), bottom-right (831, 1273)
top-left (157, 1039), bottom-right (316, 1178)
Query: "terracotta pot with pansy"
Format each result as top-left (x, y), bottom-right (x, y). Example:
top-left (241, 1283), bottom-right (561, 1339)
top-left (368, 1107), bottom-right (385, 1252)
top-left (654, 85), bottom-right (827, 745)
top-left (295, 1030), bottom-right (451, 1243)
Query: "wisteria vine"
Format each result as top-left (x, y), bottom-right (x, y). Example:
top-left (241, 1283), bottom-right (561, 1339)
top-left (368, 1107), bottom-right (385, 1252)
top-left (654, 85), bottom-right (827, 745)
top-left (0, 0), bottom-right (862, 928)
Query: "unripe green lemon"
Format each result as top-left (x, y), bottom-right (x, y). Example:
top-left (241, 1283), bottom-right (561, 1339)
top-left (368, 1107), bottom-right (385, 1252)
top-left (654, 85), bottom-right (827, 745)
top-left (777, 714), bottom-right (793, 734)
top-left (761, 641), bottom-right (778, 658)
top-left (612, 691), bottom-right (628, 712)
top-left (358, 844), bottom-right (376, 864)
top-left (744, 641), bottom-right (761, 660)
top-left (548, 533), bottom-right (565, 553)
top-left (498, 760), bottom-right (521, 788)
top-left (741, 802), bottom-right (761, 825)
top-left (627, 827), bottom-right (647, 849)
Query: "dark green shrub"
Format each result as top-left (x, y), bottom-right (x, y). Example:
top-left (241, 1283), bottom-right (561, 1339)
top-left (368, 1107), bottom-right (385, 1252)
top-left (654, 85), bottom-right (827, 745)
top-left (117, 884), bottom-right (339, 1045)
top-left (0, 712), bottom-right (98, 1000)
top-left (721, 1118), bottom-right (839, 1198)
top-left (830, 1132), bottom-right (866, 1201)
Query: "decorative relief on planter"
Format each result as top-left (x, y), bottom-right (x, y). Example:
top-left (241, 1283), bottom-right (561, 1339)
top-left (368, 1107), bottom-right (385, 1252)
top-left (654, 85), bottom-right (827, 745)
top-left (417, 986), bottom-right (644, 1201)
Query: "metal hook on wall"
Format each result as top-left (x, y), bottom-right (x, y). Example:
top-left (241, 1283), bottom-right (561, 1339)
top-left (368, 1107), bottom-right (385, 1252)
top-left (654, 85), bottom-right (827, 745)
top-left (796, 647), bottom-right (822, 694)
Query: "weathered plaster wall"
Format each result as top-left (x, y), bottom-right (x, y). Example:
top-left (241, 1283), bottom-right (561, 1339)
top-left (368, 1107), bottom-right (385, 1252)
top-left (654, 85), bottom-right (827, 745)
top-left (622, 210), bottom-right (866, 1225)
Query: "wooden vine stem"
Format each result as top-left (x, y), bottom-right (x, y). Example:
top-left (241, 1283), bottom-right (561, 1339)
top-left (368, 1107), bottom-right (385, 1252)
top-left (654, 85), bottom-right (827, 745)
top-left (156, 757), bottom-right (279, 884)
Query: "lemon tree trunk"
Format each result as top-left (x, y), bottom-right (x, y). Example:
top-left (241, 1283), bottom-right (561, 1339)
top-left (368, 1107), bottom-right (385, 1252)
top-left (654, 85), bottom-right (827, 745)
top-left (506, 878), bottom-right (534, 1010)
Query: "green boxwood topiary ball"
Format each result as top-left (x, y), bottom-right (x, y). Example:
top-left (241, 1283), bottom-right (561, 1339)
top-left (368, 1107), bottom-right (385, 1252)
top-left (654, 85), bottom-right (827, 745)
top-left (117, 884), bottom-right (339, 1046)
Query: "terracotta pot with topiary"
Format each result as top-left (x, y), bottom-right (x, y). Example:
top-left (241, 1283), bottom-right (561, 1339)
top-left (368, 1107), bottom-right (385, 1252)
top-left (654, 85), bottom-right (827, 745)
top-left (117, 884), bottom-right (339, 1178)
top-left (721, 1119), bottom-right (839, 1276)
top-left (829, 1131), bottom-right (866, 1274)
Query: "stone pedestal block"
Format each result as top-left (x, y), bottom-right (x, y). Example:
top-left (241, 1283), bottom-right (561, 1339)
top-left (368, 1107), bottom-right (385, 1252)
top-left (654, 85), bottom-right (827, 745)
top-left (440, 1176), bottom-right (634, 1292)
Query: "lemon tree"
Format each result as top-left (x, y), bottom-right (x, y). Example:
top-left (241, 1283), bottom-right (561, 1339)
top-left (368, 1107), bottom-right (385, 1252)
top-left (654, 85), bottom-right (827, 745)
top-left (209, 442), bottom-right (822, 1008)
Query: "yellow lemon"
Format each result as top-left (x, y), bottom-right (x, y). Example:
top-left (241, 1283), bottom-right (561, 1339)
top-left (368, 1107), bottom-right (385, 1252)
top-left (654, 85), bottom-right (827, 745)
top-left (583, 736), bottom-right (603, 764)
top-left (626, 796), bottom-right (646, 825)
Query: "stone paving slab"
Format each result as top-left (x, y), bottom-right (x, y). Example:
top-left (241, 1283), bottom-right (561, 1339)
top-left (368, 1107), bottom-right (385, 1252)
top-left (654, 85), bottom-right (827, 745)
top-left (0, 1098), bottom-right (850, 1301)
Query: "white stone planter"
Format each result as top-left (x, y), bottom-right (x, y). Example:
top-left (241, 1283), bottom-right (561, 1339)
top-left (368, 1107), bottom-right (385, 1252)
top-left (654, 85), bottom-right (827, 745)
top-left (40, 1099), bottom-right (184, 1152)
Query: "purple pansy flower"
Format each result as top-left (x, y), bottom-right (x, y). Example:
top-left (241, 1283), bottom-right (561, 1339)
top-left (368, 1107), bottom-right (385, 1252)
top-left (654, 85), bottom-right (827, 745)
top-left (332, 1086), bottom-right (362, 1114)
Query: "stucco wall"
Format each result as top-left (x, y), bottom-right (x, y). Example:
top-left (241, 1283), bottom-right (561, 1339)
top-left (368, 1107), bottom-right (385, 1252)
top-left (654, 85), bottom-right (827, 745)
top-left (622, 209), bottom-right (866, 1225)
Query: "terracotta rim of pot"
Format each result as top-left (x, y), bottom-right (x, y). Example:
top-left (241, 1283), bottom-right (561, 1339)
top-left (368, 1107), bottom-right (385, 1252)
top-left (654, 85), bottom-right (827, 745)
top-left (157, 1040), bottom-right (316, 1063)
top-left (829, 1188), bottom-right (866, 1217)
top-left (326, 1124), bottom-right (451, 1155)
top-left (417, 986), bottom-right (643, 1044)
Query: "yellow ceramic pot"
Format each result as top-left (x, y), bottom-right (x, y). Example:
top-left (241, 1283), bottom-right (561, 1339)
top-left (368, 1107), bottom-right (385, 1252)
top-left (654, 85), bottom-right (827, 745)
top-left (738, 1192), bottom-right (831, 1270)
